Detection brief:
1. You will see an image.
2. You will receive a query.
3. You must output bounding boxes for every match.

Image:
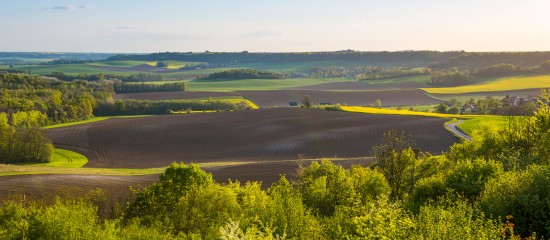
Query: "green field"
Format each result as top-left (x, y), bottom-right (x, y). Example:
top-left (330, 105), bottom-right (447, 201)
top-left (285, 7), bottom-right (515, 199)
top-left (362, 75), bottom-right (430, 85)
top-left (24, 148), bottom-right (89, 168)
top-left (456, 115), bottom-right (526, 135)
top-left (87, 60), bottom-right (151, 67)
top-left (12, 64), bottom-right (110, 75)
top-left (187, 77), bottom-right (353, 91)
top-left (241, 60), bottom-right (430, 73)
top-left (422, 75), bottom-right (550, 94)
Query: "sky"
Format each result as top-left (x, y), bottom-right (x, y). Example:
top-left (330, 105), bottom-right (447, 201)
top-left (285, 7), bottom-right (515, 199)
top-left (1, 0), bottom-right (550, 53)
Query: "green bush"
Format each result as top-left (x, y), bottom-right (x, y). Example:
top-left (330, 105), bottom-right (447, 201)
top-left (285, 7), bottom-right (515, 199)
top-left (124, 162), bottom-right (214, 219)
top-left (170, 185), bottom-right (240, 239)
top-left (415, 198), bottom-right (502, 239)
top-left (408, 159), bottom-right (502, 212)
top-left (445, 159), bottom-right (503, 200)
top-left (265, 176), bottom-right (323, 239)
top-left (297, 160), bottom-right (356, 216)
top-left (480, 165), bottom-right (550, 238)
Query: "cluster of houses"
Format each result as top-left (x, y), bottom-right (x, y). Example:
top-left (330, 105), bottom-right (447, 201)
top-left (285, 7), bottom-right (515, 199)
top-left (454, 95), bottom-right (542, 114)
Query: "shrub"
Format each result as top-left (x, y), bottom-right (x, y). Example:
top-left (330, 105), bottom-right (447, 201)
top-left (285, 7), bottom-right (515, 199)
top-left (124, 162), bottom-right (214, 219)
top-left (297, 160), bottom-right (356, 216)
top-left (415, 198), bottom-right (502, 239)
top-left (170, 184), bottom-right (240, 238)
top-left (479, 165), bottom-right (550, 238)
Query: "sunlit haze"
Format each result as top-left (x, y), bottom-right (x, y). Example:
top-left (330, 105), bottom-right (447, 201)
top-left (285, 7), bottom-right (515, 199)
top-left (1, 0), bottom-right (550, 52)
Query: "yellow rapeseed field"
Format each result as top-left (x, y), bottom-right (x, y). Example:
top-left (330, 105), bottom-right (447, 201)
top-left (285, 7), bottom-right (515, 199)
top-left (340, 106), bottom-right (476, 118)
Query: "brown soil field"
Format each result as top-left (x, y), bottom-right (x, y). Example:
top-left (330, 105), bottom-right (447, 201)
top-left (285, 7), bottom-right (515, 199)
top-left (237, 90), bottom-right (443, 107)
top-left (44, 108), bottom-right (457, 168)
top-left (0, 159), bottom-right (369, 202)
top-left (285, 81), bottom-right (428, 91)
top-left (432, 88), bottom-right (543, 100)
top-left (114, 91), bottom-right (241, 101)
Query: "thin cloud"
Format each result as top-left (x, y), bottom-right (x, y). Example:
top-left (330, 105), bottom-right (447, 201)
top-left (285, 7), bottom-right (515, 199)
top-left (79, 4), bottom-right (96, 10)
top-left (243, 30), bottom-right (282, 38)
top-left (40, 4), bottom-right (96, 11)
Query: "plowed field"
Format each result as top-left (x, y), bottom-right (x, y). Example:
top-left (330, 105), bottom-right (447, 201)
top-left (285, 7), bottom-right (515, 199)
top-left (44, 108), bottom-right (457, 168)
top-left (0, 159), bottom-right (369, 201)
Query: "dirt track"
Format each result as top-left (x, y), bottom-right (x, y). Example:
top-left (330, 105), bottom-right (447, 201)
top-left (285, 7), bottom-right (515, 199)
top-left (238, 90), bottom-right (443, 107)
top-left (44, 108), bottom-right (457, 168)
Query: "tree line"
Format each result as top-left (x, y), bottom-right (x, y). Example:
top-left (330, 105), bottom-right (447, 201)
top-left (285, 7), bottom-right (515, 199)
top-left (197, 69), bottom-right (288, 80)
top-left (95, 99), bottom-right (249, 116)
top-left (0, 73), bottom-right (106, 125)
top-left (0, 73), bottom-right (109, 164)
top-left (48, 72), bottom-right (164, 82)
top-left (112, 80), bottom-right (187, 93)
top-left (309, 66), bottom-right (430, 80)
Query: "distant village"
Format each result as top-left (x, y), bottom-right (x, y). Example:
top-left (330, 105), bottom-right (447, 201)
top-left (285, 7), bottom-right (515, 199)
top-left (448, 95), bottom-right (547, 115)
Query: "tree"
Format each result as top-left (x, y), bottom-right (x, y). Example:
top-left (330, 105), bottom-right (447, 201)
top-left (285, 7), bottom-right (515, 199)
top-left (302, 95), bottom-right (313, 108)
top-left (434, 103), bottom-right (448, 114)
top-left (124, 162), bottom-right (214, 219)
top-left (447, 106), bottom-right (460, 114)
top-left (373, 130), bottom-right (417, 200)
top-left (155, 62), bottom-right (168, 68)
top-left (375, 99), bottom-right (382, 108)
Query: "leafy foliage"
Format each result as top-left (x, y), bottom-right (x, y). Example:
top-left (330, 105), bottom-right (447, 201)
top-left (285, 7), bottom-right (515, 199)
top-left (480, 165), bottom-right (550, 238)
top-left (199, 69), bottom-right (286, 80)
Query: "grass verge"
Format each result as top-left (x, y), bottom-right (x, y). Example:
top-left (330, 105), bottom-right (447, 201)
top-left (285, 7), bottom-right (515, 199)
top-left (42, 115), bottom-right (150, 129)
top-left (0, 160), bottom-right (253, 177)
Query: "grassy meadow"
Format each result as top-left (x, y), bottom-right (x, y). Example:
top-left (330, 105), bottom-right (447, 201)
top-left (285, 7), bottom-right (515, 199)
top-left (422, 75), bottom-right (550, 94)
top-left (187, 77), bottom-right (353, 91)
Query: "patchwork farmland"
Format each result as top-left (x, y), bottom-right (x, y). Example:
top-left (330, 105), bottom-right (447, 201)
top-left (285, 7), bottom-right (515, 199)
top-left (237, 89), bottom-right (443, 107)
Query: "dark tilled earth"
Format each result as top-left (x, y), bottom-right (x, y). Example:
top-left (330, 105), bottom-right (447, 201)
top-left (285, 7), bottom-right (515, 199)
top-left (44, 108), bottom-right (458, 168)
top-left (0, 159), bottom-right (370, 202)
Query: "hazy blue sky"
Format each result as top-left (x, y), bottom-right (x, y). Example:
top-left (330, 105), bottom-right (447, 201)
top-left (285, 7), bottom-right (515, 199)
top-left (1, 0), bottom-right (549, 52)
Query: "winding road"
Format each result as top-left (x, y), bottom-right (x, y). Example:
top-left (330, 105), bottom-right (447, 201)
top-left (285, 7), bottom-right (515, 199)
top-left (445, 120), bottom-right (472, 141)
